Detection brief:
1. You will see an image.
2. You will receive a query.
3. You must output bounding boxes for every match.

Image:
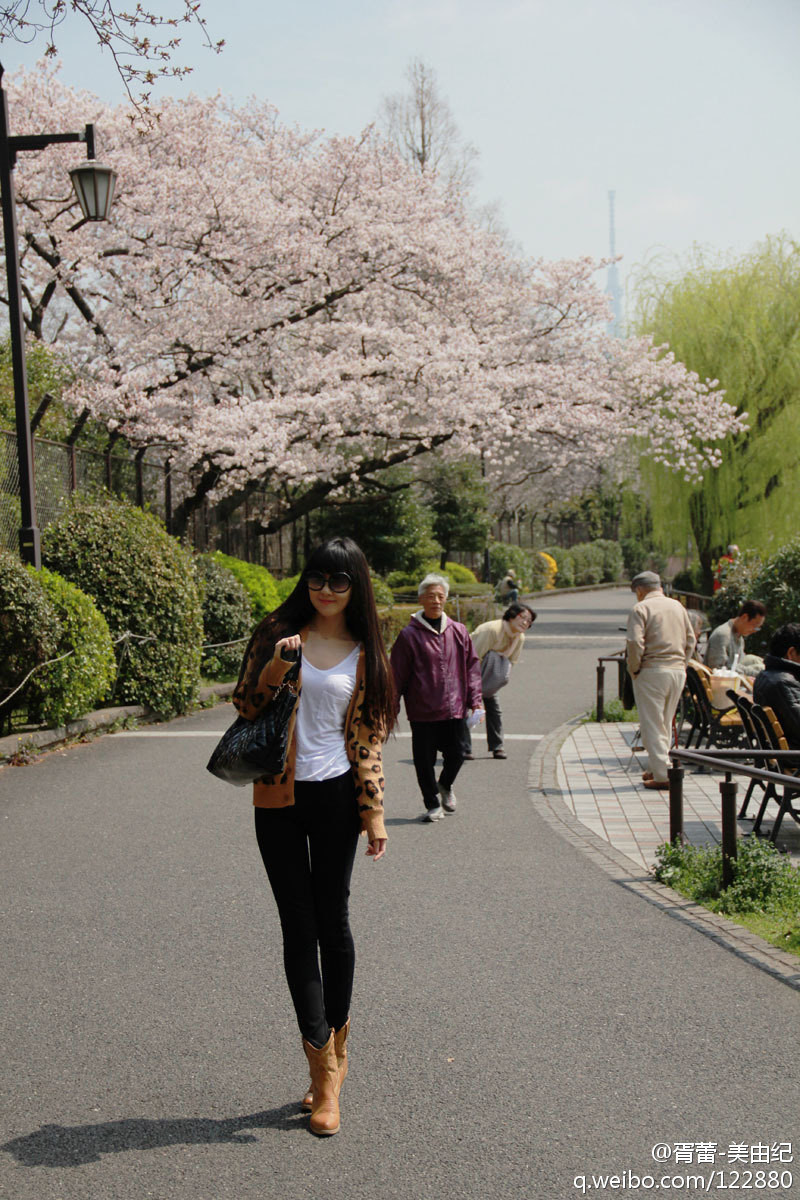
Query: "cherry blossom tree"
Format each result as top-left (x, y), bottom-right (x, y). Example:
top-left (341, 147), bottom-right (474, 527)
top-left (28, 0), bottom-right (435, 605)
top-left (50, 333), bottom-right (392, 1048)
top-left (1, 64), bottom-right (746, 536)
top-left (0, 2), bottom-right (222, 109)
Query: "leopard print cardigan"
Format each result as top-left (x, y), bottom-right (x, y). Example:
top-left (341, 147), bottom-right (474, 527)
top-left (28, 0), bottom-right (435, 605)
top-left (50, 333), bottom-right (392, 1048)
top-left (232, 626), bottom-right (387, 842)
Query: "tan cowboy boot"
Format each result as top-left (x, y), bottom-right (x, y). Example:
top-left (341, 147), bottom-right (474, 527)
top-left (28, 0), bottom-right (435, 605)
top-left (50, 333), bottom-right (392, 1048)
top-left (301, 1018), bottom-right (350, 1110)
top-left (333, 1018), bottom-right (350, 1093)
top-left (302, 1031), bottom-right (340, 1136)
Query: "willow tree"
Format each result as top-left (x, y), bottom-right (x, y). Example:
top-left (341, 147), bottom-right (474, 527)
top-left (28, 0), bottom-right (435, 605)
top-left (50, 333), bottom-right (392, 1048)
top-left (632, 236), bottom-right (800, 586)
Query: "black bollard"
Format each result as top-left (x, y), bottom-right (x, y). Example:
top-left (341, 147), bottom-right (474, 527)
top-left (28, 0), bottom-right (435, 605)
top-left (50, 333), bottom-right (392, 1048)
top-left (720, 774), bottom-right (738, 888)
top-left (596, 661), bottom-right (605, 721)
top-left (668, 763), bottom-right (684, 844)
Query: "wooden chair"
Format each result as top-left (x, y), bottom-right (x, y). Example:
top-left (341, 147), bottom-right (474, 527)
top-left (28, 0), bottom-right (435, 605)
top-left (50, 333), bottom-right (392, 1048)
top-left (749, 704), bottom-right (800, 842)
top-left (683, 661), bottom-right (743, 749)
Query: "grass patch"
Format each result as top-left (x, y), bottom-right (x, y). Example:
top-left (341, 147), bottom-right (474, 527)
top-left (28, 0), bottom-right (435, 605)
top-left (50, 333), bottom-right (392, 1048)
top-left (652, 837), bottom-right (800, 957)
top-left (588, 698), bottom-right (638, 722)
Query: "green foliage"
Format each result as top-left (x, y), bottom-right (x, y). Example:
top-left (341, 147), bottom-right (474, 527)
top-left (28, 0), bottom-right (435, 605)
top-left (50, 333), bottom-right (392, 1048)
top-left (377, 605), bottom-right (416, 649)
top-left (194, 554), bottom-right (253, 680)
top-left (591, 539), bottom-right (624, 582)
top-left (569, 542), bottom-right (604, 585)
top-left (543, 545), bottom-right (575, 588)
top-left (311, 469), bottom-right (441, 575)
top-left (488, 543), bottom-right (533, 590)
top-left (442, 561), bottom-right (478, 584)
top-left (588, 698), bottom-right (638, 722)
top-left (42, 494), bottom-right (203, 717)
top-left (633, 237), bottom-right (800, 573)
top-left (708, 550), bottom-right (764, 628)
top-left (26, 566), bottom-right (116, 725)
top-left (212, 551), bottom-right (280, 623)
top-left (749, 537), bottom-right (800, 652)
top-left (0, 549), bottom-right (60, 697)
top-left (710, 539), bottom-right (800, 656)
top-left (653, 836), bottom-right (800, 917)
top-left (276, 573), bottom-right (300, 602)
top-left (370, 575), bottom-right (394, 605)
top-left (423, 458), bottom-right (491, 566)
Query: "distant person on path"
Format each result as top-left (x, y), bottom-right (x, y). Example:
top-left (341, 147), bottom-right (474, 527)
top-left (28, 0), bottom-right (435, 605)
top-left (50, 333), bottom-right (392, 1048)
top-left (752, 623), bottom-right (800, 749)
top-left (497, 569), bottom-right (519, 605)
top-left (390, 573), bottom-right (483, 821)
top-left (232, 537), bottom-right (394, 1137)
top-left (626, 571), bottom-right (696, 790)
top-left (705, 599), bottom-right (766, 682)
top-left (465, 603), bottom-right (536, 759)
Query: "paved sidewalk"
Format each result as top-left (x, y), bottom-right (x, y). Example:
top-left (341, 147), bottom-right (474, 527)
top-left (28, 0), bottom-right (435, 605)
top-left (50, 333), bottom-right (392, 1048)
top-left (556, 719), bottom-right (800, 871)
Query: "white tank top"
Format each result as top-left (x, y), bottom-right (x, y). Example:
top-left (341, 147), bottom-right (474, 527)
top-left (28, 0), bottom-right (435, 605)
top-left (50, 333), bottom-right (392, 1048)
top-left (294, 644), bottom-right (360, 783)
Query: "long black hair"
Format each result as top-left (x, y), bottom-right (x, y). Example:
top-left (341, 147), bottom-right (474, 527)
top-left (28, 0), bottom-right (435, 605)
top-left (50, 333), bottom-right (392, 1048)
top-left (259, 537), bottom-right (395, 733)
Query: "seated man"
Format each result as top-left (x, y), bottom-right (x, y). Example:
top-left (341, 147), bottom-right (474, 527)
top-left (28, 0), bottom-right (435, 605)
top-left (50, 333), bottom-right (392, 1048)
top-left (705, 599), bottom-right (766, 680)
top-left (752, 624), bottom-right (800, 749)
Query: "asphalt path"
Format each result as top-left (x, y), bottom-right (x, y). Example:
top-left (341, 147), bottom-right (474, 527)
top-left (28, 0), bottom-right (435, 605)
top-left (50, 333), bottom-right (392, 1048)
top-left (1, 588), bottom-right (798, 1200)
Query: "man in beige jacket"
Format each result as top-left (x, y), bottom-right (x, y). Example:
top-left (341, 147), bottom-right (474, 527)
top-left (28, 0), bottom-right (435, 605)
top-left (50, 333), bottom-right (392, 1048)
top-left (626, 571), bottom-right (696, 790)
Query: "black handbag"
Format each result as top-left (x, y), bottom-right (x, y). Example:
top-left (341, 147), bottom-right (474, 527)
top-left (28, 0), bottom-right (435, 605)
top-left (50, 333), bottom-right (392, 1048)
top-left (207, 653), bottom-right (301, 786)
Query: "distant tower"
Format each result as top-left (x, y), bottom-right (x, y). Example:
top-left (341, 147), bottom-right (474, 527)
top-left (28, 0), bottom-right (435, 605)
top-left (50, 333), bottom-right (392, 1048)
top-left (606, 190), bottom-right (623, 337)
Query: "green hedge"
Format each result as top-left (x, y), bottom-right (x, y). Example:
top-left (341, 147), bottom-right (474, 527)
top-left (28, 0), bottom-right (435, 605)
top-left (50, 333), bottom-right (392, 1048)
top-left (42, 494), bottom-right (203, 717)
top-left (213, 552), bottom-right (280, 623)
top-left (26, 566), bottom-right (116, 726)
top-left (0, 548), bottom-right (60, 701)
top-left (710, 538), bottom-right (800, 657)
top-left (194, 554), bottom-right (253, 681)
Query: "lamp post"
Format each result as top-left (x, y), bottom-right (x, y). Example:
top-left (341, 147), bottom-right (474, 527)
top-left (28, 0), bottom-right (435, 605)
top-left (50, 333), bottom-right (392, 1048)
top-left (0, 63), bottom-right (117, 568)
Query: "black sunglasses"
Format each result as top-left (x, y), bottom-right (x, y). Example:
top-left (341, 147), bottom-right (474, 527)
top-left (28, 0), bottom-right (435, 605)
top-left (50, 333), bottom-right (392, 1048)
top-left (306, 570), bottom-right (352, 594)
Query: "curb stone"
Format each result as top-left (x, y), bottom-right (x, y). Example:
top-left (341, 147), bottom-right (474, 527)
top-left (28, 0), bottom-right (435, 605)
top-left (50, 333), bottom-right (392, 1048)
top-left (0, 681), bottom-right (235, 764)
top-left (528, 717), bottom-right (800, 993)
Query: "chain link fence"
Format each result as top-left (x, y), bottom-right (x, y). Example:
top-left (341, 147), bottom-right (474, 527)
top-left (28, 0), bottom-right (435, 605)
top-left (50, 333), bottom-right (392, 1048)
top-left (0, 428), bottom-right (297, 573)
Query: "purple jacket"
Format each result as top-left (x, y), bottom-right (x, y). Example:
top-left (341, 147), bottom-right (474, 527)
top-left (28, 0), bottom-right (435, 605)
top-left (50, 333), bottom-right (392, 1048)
top-left (390, 612), bottom-right (483, 723)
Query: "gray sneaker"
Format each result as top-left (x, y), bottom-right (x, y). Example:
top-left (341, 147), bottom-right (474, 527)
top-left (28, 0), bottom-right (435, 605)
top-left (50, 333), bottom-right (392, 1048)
top-left (438, 783), bottom-right (457, 812)
top-left (422, 804), bottom-right (445, 822)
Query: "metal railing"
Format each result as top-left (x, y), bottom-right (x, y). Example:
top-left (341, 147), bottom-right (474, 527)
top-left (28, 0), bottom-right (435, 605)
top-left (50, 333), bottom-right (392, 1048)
top-left (666, 747), bottom-right (800, 884)
top-left (0, 428), bottom-right (298, 572)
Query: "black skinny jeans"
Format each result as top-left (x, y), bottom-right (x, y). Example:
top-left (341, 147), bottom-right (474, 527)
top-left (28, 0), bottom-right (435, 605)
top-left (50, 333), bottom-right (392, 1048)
top-left (254, 770), bottom-right (361, 1048)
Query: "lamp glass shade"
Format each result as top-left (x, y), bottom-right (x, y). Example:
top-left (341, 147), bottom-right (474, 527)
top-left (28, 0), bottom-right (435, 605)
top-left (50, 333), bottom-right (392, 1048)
top-left (69, 162), bottom-right (117, 221)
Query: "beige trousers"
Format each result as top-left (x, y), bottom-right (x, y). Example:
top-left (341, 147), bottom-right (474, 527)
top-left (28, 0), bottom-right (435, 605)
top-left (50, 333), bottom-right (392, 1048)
top-left (632, 667), bottom-right (685, 782)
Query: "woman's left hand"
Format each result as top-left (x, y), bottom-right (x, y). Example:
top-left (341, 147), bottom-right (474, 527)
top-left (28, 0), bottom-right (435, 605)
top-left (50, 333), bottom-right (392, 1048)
top-left (366, 838), bottom-right (387, 861)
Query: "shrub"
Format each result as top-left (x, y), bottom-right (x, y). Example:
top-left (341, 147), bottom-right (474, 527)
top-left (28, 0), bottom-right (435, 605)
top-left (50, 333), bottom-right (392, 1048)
top-left (276, 573), bottom-right (300, 602)
top-left (194, 554), bottom-right (253, 680)
top-left (26, 567), bottom-right (116, 726)
top-left (538, 551), bottom-right (557, 589)
top-left (592, 539), bottom-right (624, 582)
top-left (377, 605), bottom-right (416, 649)
top-left (370, 575), bottom-right (394, 606)
top-left (746, 538), bottom-right (800, 656)
top-left (42, 494), bottom-right (203, 717)
top-left (212, 552), bottom-right (281, 623)
top-left (443, 561), bottom-right (478, 584)
top-left (0, 549), bottom-right (60, 703)
top-left (588, 698), bottom-right (638, 722)
top-left (653, 836), bottom-right (800, 916)
top-left (569, 542), bottom-right (605, 585)
top-left (543, 546), bottom-right (575, 588)
top-left (488, 543), bottom-right (533, 591)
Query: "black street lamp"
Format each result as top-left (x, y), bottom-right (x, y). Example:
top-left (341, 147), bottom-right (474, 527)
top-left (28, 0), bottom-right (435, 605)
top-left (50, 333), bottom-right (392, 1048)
top-left (0, 63), bottom-right (117, 568)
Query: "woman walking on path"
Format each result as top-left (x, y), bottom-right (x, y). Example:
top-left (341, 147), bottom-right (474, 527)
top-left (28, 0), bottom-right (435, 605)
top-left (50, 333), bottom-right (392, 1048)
top-left (232, 537), bottom-right (394, 1137)
top-left (466, 603), bottom-right (535, 759)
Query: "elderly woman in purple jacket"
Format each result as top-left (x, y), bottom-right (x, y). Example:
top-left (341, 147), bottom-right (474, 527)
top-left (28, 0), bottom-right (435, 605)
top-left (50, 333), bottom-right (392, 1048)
top-left (390, 573), bottom-right (483, 822)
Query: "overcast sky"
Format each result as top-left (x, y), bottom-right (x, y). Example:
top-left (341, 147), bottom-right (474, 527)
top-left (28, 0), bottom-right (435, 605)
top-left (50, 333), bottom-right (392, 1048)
top-left (4, 0), bottom-right (798, 323)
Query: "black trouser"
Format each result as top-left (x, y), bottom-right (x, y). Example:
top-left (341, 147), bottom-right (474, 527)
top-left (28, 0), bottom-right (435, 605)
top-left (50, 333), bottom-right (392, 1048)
top-left (410, 718), bottom-right (468, 809)
top-left (254, 771), bottom-right (360, 1047)
top-left (464, 693), bottom-right (504, 753)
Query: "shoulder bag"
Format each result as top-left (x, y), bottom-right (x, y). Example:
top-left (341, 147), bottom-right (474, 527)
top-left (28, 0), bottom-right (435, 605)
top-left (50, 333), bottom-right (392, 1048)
top-left (206, 652), bottom-right (301, 786)
top-left (480, 649), bottom-right (512, 698)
